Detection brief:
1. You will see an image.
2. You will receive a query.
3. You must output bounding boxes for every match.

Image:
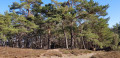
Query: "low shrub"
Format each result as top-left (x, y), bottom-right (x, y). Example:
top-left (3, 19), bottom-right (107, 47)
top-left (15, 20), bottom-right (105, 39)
top-left (43, 51), bottom-right (62, 57)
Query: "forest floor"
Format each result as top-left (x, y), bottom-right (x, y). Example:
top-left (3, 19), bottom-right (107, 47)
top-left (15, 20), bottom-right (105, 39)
top-left (0, 47), bottom-right (119, 58)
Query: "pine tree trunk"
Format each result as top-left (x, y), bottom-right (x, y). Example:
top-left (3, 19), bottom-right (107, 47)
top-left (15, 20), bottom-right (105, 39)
top-left (27, 0), bottom-right (31, 16)
top-left (48, 35), bottom-right (50, 49)
top-left (82, 37), bottom-right (86, 49)
top-left (48, 29), bottom-right (51, 49)
top-left (62, 21), bottom-right (68, 49)
top-left (64, 31), bottom-right (68, 49)
top-left (40, 38), bottom-right (43, 48)
top-left (70, 22), bottom-right (74, 49)
top-left (70, 29), bottom-right (74, 49)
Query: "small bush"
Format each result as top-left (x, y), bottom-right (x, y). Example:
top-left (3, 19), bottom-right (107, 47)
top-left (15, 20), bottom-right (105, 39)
top-left (70, 50), bottom-right (80, 56)
top-left (60, 49), bottom-right (92, 56)
top-left (43, 51), bottom-right (62, 57)
top-left (60, 49), bottom-right (71, 54)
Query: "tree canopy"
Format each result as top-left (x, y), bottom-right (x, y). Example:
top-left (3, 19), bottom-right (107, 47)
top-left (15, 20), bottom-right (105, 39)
top-left (0, 0), bottom-right (120, 50)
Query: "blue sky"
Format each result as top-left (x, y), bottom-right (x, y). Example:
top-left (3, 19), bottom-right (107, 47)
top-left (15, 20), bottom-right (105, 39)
top-left (0, 0), bottom-right (120, 28)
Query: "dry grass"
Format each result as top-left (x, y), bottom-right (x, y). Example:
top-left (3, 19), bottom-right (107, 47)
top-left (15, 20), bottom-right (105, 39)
top-left (91, 51), bottom-right (120, 58)
top-left (60, 49), bottom-right (92, 56)
top-left (0, 47), bottom-right (46, 58)
top-left (0, 47), bottom-right (111, 58)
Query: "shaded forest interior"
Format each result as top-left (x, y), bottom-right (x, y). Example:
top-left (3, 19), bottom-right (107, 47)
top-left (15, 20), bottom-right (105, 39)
top-left (0, 0), bottom-right (120, 51)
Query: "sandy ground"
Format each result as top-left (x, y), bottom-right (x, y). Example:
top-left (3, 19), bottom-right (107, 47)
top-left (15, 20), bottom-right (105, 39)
top-left (40, 53), bottom-right (96, 58)
top-left (40, 49), bottom-right (96, 58)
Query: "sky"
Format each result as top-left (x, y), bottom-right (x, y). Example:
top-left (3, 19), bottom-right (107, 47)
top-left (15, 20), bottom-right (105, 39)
top-left (0, 0), bottom-right (120, 28)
